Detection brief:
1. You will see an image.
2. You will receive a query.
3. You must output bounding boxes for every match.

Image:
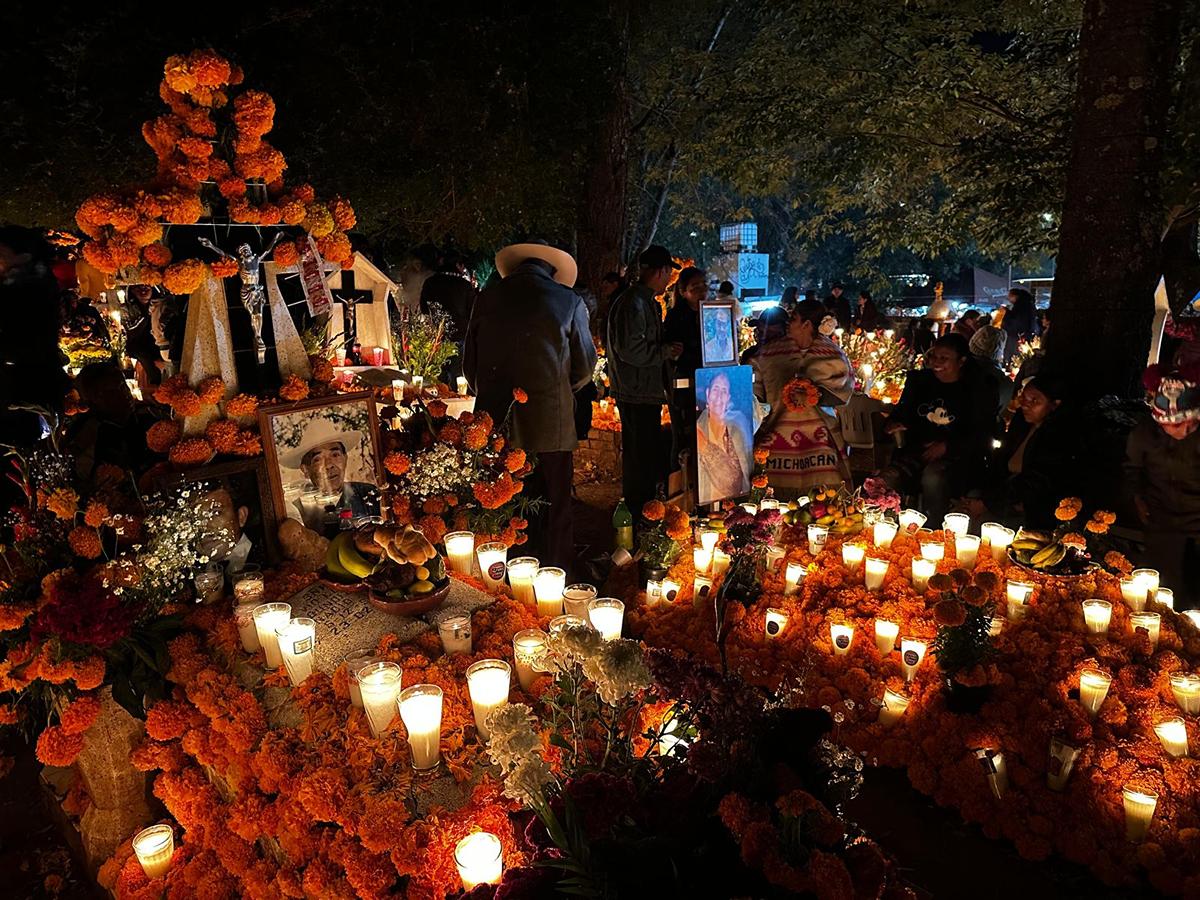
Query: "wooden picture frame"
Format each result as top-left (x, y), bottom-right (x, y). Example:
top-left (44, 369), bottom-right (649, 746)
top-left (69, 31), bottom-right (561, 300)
top-left (154, 457), bottom-right (282, 567)
top-left (257, 390), bottom-right (385, 537)
top-left (700, 297), bottom-right (738, 367)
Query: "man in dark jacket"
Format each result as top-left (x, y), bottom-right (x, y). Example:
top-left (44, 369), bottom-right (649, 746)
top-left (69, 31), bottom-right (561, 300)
top-left (421, 250), bottom-right (478, 383)
top-left (464, 242), bottom-right (596, 572)
top-left (607, 245), bottom-right (681, 519)
top-left (825, 282), bottom-right (853, 331)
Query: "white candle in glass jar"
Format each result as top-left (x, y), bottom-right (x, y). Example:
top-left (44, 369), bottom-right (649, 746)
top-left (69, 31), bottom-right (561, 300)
top-left (455, 831), bottom-right (503, 890)
top-left (644, 579), bottom-right (663, 607)
top-left (699, 528), bottom-right (719, 553)
top-left (877, 689), bottom-right (910, 726)
top-left (392, 379), bottom-right (406, 401)
top-left (549, 614), bottom-right (587, 634)
top-left (919, 541), bottom-right (945, 562)
top-left (764, 608), bottom-right (789, 638)
top-left (1132, 568), bottom-right (1160, 598)
top-left (842, 543), bottom-right (866, 573)
top-left (1170, 673), bottom-right (1200, 714)
top-left (1120, 577), bottom-right (1149, 612)
top-left (710, 548), bottom-right (731, 578)
top-left (830, 623), bottom-right (854, 655)
top-left (1078, 668), bottom-right (1111, 716)
top-left (343, 651), bottom-right (377, 708)
top-left (910, 558), bottom-right (936, 593)
top-left (411, 374), bottom-right (425, 392)
top-left (864, 557), bottom-right (889, 591)
top-left (693, 574), bottom-right (713, 602)
top-left (133, 824), bottom-right (174, 879)
top-left (234, 601), bottom-right (261, 653)
top-left (252, 603), bottom-right (291, 668)
top-left (506, 557), bottom-right (539, 606)
top-left (873, 520), bottom-right (898, 548)
top-left (358, 661), bottom-right (403, 738)
top-left (1155, 588), bottom-right (1174, 611)
top-left (942, 513), bottom-right (969, 537)
top-left (954, 534), bottom-right (980, 567)
top-left (1154, 717), bottom-right (1188, 758)
top-left (444, 531), bottom-right (475, 575)
top-left (276, 617), bottom-right (316, 687)
top-left (466, 660), bottom-right (511, 741)
top-left (477, 542), bottom-right (509, 591)
top-left (784, 561), bottom-right (805, 596)
top-left (588, 598), bottom-right (624, 640)
top-left (512, 629), bottom-right (548, 692)
top-left (1081, 599), bottom-right (1112, 635)
top-left (232, 570), bottom-right (265, 604)
top-left (1122, 787), bottom-right (1157, 842)
top-left (1130, 612), bottom-right (1161, 650)
top-left (899, 509), bottom-right (927, 532)
top-left (981, 523), bottom-right (1014, 562)
top-left (693, 547), bottom-right (712, 575)
top-left (456, 375), bottom-right (470, 396)
top-left (660, 578), bottom-right (681, 603)
top-left (1185, 610), bottom-right (1200, 630)
top-left (807, 524), bottom-right (829, 555)
top-left (765, 545), bottom-right (785, 573)
top-left (900, 639), bottom-right (926, 682)
top-left (399, 683), bottom-right (443, 770)
top-left (1006, 580), bottom-right (1034, 621)
top-left (438, 615), bottom-right (472, 654)
top-left (875, 619), bottom-right (899, 654)
top-left (534, 566), bottom-right (566, 617)
top-left (562, 583), bottom-right (597, 618)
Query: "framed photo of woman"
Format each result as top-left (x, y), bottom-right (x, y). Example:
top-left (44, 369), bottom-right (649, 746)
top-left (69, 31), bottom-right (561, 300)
top-left (699, 297), bottom-right (738, 367)
top-left (258, 390), bottom-right (384, 537)
top-left (694, 365), bottom-right (755, 505)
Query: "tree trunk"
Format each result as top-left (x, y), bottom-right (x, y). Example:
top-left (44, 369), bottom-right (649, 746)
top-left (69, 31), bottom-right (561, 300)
top-left (576, 0), bottom-right (631, 294)
top-left (1044, 0), bottom-right (1183, 398)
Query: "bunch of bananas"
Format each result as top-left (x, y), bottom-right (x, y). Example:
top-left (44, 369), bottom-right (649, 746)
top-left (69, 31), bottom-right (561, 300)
top-left (1010, 528), bottom-right (1069, 571)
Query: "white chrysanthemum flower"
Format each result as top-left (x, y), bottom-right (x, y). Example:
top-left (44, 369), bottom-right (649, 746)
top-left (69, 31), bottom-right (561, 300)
top-left (485, 703), bottom-right (543, 771)
top-left (502, 755), bottom-right (555, 808)
top-left (581, 638), bottom-right (651, 705)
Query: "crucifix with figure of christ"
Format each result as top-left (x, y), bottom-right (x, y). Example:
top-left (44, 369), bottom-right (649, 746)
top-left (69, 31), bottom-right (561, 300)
top-left (331, 270), bottom-right (375, 363)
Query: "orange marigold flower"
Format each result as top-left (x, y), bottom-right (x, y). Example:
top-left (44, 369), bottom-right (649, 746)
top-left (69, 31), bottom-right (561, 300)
top-left (36, 726), bottom-right (85, 767)
top-left (278, 374), bottom-right (309, 401)
top-left (142, 242), bottom-right (172, 267)
top-left (146, 419), bottom-right (182, 454)
top-left (751, 474), bottom-right (768, 489)
top-left (504, 449), bottom-right (526, 473)
top-left (224, 393), bottom-right (260, 417)
top-left (934, 599), bottom-right (967, 627)
top-left (163, 258), bottom-right (207, 295)
top-left (168, 438), bottom-right (214, 467)
top-left (330, 197), bottom-right (356, 231)
top-left (68, 527), bottom-right (103, 559)
top-left (231, 429), bottom-right (263, 457)
top-left (439, 423), bottom-right (463, 445)
top-left (206, 418), bottom-right (240, 453)
top-left (1084, 519), bottom-right (1109, 535)
top-left (1096, 510), bottom-right (1117, 525)
top-left (273, 239), bottom-right (301, 267)
top-left (46, 487), bottom-right (79, 521)
top-left (512, 388), bottom-right (528, 403)
top-left (753, 447), bottom-right (770, 465)
top-left (1104, 551), bottom-right (1132, 574)
top-left (83, 500), bottom-right (109, 528)
top-left (642, 500), bottom-right (666, 522)
top-left (427, 400), bottom-right (448, 418)
top-left (210, 257), bottom-right (239, 278)
top-left (71, 657), bottom-right (106, 691)
top-left (1054, 506), bottom-right (1077, 521)
top-left (59, 695), bottom-right (103, 735)
top-left (1061, 532), bottom-right (1087, 549)
top-left (464, 424), bottom-right (489, 450)
top-left (423, 498), bottom-right (446, 515)
top-left (490, 436), bottom-right (505, 452)
top-left (781, 376), bottom-right (820, 412)
top-left (384, 452), bottom-right (411, 476)
top-left (0, 706), bottom-right (17, 726)
top-left (197, 376), bottom-right (226, 405)
top-left (310, 358), bottom-right (334, 383)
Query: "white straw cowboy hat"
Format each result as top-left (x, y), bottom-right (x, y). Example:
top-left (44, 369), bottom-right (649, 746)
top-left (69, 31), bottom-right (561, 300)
top-left (279, 417), bottom-right (362, 470)
top-left (495, 240), bottom-right (578, 286)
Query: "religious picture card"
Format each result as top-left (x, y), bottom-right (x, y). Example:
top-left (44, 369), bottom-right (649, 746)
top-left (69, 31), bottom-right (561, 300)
top-left (258, 390), bottom-right (384, 537)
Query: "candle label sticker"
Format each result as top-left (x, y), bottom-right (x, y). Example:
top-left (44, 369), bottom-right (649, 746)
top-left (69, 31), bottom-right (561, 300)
top-left (293, 637), bottom-right (313, 654)
top-left (766, 619), bottom-right (781, 636)
top-left (902, 649), bottom-right (920, 666)
top-left (488, 561), bottom-right (506, 581)
top-left (834, 633), bottom-right (850, 649)
top-left (664, 586), bottom-right (677, 602)
top-left (697, 583), bottom-right (710, 599)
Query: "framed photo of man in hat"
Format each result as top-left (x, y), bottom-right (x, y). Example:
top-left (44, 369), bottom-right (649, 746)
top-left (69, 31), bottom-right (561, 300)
top-left (258, 391), bottom-right (384, 537)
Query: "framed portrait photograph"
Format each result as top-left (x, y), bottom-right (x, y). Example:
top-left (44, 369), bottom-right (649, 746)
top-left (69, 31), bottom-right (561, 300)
top-left (258, 390), bottom-right (384, 538)
top-left (700, 298), bottom-right (737, 367)
top-left (694, 365), bottom-right (755, 506)
top-left (154, 458), bottom-right (281, 568)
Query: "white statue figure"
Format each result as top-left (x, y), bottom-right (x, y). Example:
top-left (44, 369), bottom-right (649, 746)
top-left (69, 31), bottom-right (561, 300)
top-left (198, 234), bottom-right (284, 365)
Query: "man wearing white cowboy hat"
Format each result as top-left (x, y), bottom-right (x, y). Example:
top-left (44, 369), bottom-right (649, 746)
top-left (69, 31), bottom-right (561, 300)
top-left (280, 417), bottom-right (380, 529)
top-left (464, 239), bottom-right (596, 573)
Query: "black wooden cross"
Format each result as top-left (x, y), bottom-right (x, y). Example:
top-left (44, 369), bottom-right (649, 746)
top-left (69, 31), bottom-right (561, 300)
top-left (330, 270), bottom-right (374, 361)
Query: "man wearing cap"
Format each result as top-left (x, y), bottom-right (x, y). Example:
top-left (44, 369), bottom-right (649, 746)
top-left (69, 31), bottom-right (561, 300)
top-left (464, 241), bottom-right (596, 572)
top-left (606, 245), bottom-right (682, 519)
top-left (281, 419), bottom-right (380, 530)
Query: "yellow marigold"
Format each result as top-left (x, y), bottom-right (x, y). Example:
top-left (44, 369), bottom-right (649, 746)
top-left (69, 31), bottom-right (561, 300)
top-left (163, 258), bottom-right (207, 295)
top-left (68, 527), bottom-right (103, 559)
top-left (278, 374), bottom-right (309, 401)
top-left (83, 500), bottom-right (109, 528)
top-left (384, 452), bottom-right (411, 476)
top-left (45, 488), bottom-right (79, 521)
top-left (224, 393), bottom-right (260, 417)
top-left (303, 203), bottom-right (334, 238)
top-left (642, 500), bottom-right (666, 522)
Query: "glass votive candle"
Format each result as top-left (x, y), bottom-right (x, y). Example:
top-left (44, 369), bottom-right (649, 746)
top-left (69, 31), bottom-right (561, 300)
top-left (444, 531), bottom-right (475, 575)
top-left (1122, 787), bottom-right (1158, 842)
top-left (1081, 599), bottom-right (1112, 635)
top-left (1132, 567), bottom-right (1160, 598)
top-left (693, 574), bottom-right (713, 603)
top-left (660, 578), bottom-right (681, 603)
top-left (919, 540), bottom-right (945, 562)
top-left (807, 524), bottom-right (829, 555)
top-left (252, 602), bottom-right (291, 668)
top-left (1120, 576), bottom-right (1149, 612)
top-left (456, 375), bottom-right (470, 395)
top-left (899, 509), bottom-right (927, 532)
top-left (830, 623), bottom-right (854, 655)
top-left (1184, 610), bottom-right (1200, 630)
top-left (842, 543), bottom-right (866, 573)
top-left (549, 614), bottom-right (587, 634)
top-left (975, 749), bottom-right (1008, 799)
top-left (711, 549), bottom-right (732, 577)
top-left (132, 824), bottom-right (175, 879)
top-left (910, 557), bottom-right (936, 593)
top-left (764, 608), bottom-right (789, 638)
top-left (506, 556), bottom-right (539, 606)
top-left (466, 659), bottom-right (511, 741)
top-left (699, 528), bottom-right (719, 553)
top-left (455, 831), bottom-right (503, 890)
top-left (875, 619), bottom-right (899, 654)
top-left (512, 629), bottom-right (548, 692)
top-left (1154, 717), bottom-right (1189, 758)
top-left (194, 563), bottom-right (224, 605)
top-left (982, 523), bottom-right (1014, 562)
top-left (1006, 580), bottom-right (1034, 621)
top-left (1155, 588), bottom-right (1174, 611)
top-left (533, 566), bottom-right (566, 617)
top-left (275, 617), bottom-right (316, 687)
top-left (878, 689), bottom-right (910, 726)
top-left (411, 374), bottom-right (425, 392)
top-left (1078, 668), bottom-right (1111, 716)
top-left (392, 379), bottom-right (406, 401)
top-left (765, 545), bottom-right (785, 573)
top-left (588, 598), bottom-right (624, 640)
top-left (693, 546), bottom-right (713, 575)
top-left (864, 557), bottom-right (889, 591)
top-left (1130, 611), bottom-right (1161, 651)
top-left (477, 542), bottom-right (509, 592)
top-left (1047, 737), bottom-right (1081, 791)
top-left (438, 614), bottom-right (472, 654)
top-left (233, 600), bottom-right (261, 653)
top-left (399, 683), bottom-right (444, 770)
top-left (343, 651), bottom-right (377, 708)
top-left (988, 616), bottom-right (1004, 637)
top-left (873, 520), bottom-right (898, 548)
top-left (232, 569), bottom-right (265, 604)
top-left (954, 534), bottom-right (980, 567)
top-left (901, 639), bottom-right (926, 682)
top-left (563, 583), bottom-right (597, 618)
top-left (784, 561), bottom-right (806, 595)
top-left (644, 579), bottom-right (663, 606)
top-left (358, 661), bottom-right (402, 738)
top-left (1170, 673), bottom-right (1200, 714)
top-left (942, 513), bottom-right (969, 537)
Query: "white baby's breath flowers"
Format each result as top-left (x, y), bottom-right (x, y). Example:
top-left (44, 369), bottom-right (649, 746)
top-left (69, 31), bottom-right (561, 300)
top-left (581, 638), bottom-right (652, 705)
top-left (398, 443), bottom-right (479, 501)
